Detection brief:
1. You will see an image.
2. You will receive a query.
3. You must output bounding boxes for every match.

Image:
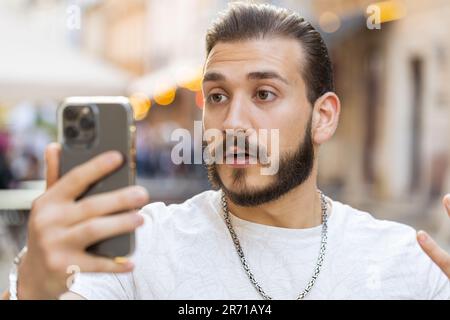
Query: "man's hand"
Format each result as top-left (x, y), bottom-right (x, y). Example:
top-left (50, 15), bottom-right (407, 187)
top-left (14, 143), bottom-right (149, 299)
top-left (417, 194), bottom-right (450, 278)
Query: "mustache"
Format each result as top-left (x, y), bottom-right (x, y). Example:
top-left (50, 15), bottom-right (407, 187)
top-left (202, 131), bottom-right (269, 164)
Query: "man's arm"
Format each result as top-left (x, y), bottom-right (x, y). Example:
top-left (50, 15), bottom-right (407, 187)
top-left (417, 194), bottom-right (450, 278)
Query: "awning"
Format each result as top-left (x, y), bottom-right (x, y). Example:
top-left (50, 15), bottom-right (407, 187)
top-left (126, 60), bottom-right (203, 119)
top-left (0, 49), bottom-right (133, 102)
top-left (0, 4), bottom-right (132, 103)
top-left (127, 60), bottom-right (203, 99)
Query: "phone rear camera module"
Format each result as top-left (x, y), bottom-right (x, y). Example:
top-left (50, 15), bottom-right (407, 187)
top-left (80, 116), bottom-right (95, 130)
top-left (64, 107), bottom-right (79, 121)
top-left (64, 126), bottom-right (79, 139)
top-left (62, 104), bottom-right (97, 147)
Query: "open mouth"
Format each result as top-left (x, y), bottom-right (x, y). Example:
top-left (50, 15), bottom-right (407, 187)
top-left (224, 149), bottom-right (256, 166)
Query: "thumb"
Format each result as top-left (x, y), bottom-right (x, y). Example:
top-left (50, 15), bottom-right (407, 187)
top-left (417, 230), bottom-right (450, 278)
top-left (443, 194), bottom-right (450, 217)
top-left (45, 142), bottom-right (61, 189)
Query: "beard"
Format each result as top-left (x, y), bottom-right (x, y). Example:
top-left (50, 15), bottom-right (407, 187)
top-left (206, 118), bottom-right (314, 206)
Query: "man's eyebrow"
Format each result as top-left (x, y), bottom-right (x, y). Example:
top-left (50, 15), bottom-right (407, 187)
top-left (202, 72), bottom-right (226, 83)
top-left (202, 70), bottom-right (289, 85)
top-left (247, 71), bottom-right (289, 84)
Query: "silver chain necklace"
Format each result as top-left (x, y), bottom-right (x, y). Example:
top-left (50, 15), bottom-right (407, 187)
top-left (221, 190), bottom-right (329, 300)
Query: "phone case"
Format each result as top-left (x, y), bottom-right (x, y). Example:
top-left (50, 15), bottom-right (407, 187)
top-left (57, 96), bottom-right (136, 258)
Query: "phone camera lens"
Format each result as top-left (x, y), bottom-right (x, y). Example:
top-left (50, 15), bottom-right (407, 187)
top-left (64, 108), bottom-right (78, 121)
top-left (79, 116), bottom-right (95, 130)
top-left (64, 126), bottom-right (79, 139)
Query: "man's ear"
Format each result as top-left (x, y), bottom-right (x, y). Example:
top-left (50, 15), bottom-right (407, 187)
top-left (311, 92), bottom-right (341, 145)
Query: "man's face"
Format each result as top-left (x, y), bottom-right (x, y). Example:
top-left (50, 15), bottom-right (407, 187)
top-left (202, 37), bottom-right (315, 206)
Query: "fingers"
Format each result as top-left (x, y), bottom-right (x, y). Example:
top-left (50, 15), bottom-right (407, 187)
top-left (48, 151), bottom-right (123, 200)
top-left (69, 186), bottom-right (149, 225)
top-left (417, 230), bottom-right (450, 277)
top-left (68, 212), bottom-right (144, 248)
top-left (443, 194), bottom-right (450, 217)
top-left (74, 254), bottom-right (135, 274)
top-left (45, 143), bottom-right (61, 189)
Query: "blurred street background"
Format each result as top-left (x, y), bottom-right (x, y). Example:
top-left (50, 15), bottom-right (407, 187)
top-left (1, 0), bottom-right (450, 291)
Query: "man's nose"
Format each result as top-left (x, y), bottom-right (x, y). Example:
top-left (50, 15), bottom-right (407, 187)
top-left (221, 94), bottom-right (252, 131)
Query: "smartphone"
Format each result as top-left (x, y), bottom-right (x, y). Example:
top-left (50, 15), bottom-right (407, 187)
top-left (57, 96), bottom-right (136, 258)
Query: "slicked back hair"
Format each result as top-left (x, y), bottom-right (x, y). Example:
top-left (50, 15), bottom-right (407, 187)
top-left (205, 2), bottom-right (334, 105)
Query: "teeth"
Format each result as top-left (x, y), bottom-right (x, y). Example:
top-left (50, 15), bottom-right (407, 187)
top-left (224, 151), bottom-right (253, 159)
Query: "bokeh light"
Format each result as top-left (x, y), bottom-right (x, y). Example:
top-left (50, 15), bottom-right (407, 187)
top-left (375, 1), bottom-right (407, 23)
top-left (319, 11), bottom-right (341, 33)
top-left (195, 90), bottom-right (204, 109)
top-left (129, 92), bottom-right (151, 120)
top-left (154, 87), bottom-right (176, 106)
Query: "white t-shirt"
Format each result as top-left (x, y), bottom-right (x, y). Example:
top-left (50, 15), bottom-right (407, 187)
top-left (70, 190), bottom-right (449, 300)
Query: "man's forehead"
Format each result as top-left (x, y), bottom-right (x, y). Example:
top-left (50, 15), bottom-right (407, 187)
top-left (203, 38), bottom-right (305, 79)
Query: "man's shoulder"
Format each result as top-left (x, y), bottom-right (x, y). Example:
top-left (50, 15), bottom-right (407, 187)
top-left (332, 199), bottom-right (417, 244)
top-left (331, 199), bottom-right (424, 262)
top-left (332, 200), bottom-right (449, 299)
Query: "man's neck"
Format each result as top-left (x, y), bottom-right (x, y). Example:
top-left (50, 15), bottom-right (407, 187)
top-left (226, 175), bottom-right (322, 229)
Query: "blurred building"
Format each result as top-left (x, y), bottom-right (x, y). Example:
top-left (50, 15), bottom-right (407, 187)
top-left (304, 0), bottom-right (450, 237)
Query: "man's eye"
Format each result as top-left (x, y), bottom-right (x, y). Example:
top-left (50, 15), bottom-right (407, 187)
top-left (256, 90), bottom-right (276, 102)
top-left (207, 93), bottom-right (228, 104)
